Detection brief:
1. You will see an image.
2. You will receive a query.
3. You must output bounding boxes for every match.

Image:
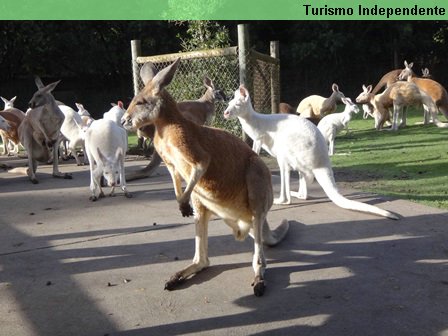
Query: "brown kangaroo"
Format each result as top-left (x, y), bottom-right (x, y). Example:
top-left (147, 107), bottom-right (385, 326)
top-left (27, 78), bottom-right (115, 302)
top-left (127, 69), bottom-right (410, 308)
top-left (122, 59), bottom-right (289, 296)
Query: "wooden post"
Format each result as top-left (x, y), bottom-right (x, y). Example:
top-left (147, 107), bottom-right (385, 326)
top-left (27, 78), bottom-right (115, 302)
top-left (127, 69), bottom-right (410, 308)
top-left (270, 41), bottom-right (280, 114)
top-left (238, 24), bottom-right (250, 142)
top-left (131, 40), bottom-right (142, 96)
top-left (238, 24), bottom-right (249, 87)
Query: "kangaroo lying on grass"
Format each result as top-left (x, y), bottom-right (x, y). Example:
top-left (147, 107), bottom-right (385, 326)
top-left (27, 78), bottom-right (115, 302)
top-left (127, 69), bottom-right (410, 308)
top-left (11, 77), bottom-right (71, 184)
top-left (122, 59), bottom-right (289, 296)
top-left (224, 85), bottom-right (398, 220)
top-left (85, 118), bottom-right (132, 201)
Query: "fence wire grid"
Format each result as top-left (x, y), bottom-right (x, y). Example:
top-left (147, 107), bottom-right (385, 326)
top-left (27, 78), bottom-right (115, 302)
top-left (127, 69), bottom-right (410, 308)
top-left (133, 47), bottom-right (280, 138)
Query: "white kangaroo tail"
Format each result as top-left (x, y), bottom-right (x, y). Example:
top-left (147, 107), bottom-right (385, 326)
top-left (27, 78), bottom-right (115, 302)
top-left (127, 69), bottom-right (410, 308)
top-left (263, 219), bottom-right (290, 246)
top-left (313, 167), bottom-right (399, 220)
top-left (8, 167), bottom-right (29, 175)
top-left (433, 118), bottom-right (448, 128)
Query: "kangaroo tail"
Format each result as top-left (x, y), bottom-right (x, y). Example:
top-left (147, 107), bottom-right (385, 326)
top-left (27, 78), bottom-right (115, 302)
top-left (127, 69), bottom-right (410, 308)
top-left (313, 167), bottom-right (399, 220)
top-left (438, 105), bottom-right (448, 120)
top-left (263, 219), bottom-right (290, 246)
top-left (8, 167), bottom-right (29, 175)
top-left (434, 120), bottom-right (448, 128)
top-left (125, 152), bottom-right (162, 181)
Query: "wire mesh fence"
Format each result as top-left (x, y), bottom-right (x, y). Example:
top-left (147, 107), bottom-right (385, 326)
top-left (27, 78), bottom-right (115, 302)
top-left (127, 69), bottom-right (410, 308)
top-left (133, 46), bottom-right (280, 138)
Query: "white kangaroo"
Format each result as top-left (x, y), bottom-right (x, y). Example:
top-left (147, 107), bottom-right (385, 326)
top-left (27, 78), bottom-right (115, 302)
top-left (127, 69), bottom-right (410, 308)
top-left (1, 95), bottom-right (22, 155)
top-left (317, 97), bottom-right (360, 156)
top-left (84, 118), bottom-right (132, 201)
top-left (75, 103), bottom-right (94, 127)
top-left (1, 96), bottom-right (16, 109)
top-left (59, 104), bottom-right (89, 166)
top-left (224, 85), bottom-right (398, 220)
top-left (103, 101), bottom-right (125, 125)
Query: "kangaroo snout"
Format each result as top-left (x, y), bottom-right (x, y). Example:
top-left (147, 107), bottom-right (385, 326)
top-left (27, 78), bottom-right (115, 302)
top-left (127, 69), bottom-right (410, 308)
top-left (223, 109), bottom-right (232, 119)
top-left (121, 115), bottom-right (133, 129)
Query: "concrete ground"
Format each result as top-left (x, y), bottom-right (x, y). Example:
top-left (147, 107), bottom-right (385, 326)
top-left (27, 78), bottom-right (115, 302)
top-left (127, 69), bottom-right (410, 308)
top-left (0, 155), bottom-right (447, 336)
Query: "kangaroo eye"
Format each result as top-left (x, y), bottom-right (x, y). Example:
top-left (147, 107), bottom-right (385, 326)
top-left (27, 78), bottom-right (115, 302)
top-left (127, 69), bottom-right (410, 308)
top-left (135, 97), bottom-right (147, 106)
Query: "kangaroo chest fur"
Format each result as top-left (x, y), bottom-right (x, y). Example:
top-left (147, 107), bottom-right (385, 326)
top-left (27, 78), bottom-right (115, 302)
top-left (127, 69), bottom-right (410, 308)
top-left (154, 122), bottom-right (257, 221)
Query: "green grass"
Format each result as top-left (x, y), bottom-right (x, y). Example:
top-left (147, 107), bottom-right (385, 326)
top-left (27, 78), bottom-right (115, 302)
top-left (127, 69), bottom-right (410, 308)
top-left (125, 108), bottom-right (448, 210)
top-left (330, 108), bottom-right (448, 209)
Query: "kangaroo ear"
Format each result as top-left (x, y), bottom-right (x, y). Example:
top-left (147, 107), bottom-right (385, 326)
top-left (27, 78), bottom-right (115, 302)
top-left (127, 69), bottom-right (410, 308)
top-left (115, 147), bottom-right (124, 161)
top-left (239, 84), bottom-right (249, 99)
top-left (10, 96), bottom-right (16, 103)
top-left (43, 80), bottom-right (61, 93)
top-left (203, 77), bottom-right (214, 89)
top-left (332, 83), bottom-right (339, 92)
top-left (140, 61), bottom-right (159, 85)
top-left (34, 76), bottom-right (45, 89)
top-left (151, 58), bottom-right (180, 95)
top-left (366, 85), bottom-right (372, 93)
top-left (0, 97), bottom-right (6, 104)
top-left (408, 62), bottom-right (414, 69)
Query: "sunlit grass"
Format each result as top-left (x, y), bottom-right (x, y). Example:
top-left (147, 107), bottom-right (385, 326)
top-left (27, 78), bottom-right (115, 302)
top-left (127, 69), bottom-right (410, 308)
top-left (125, 107), bottom-right (448, 210)
top-left (330, 107), bottom-right (448, 209)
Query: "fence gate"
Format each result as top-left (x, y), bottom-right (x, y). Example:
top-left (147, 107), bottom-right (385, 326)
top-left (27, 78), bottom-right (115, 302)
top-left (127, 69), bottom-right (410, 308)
top-left (130, 27), bottom-right (280, 138)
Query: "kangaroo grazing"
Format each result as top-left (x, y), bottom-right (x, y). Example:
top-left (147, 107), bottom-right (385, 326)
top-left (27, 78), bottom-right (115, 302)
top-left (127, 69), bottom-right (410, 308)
top-left (398, 60), bottom-right (448, 121)
top-left (296, 83), bottom-right (345, 120)
top-left (12, 77), bottom-right (71, 184)
top-left (126, 63), bottom-right (228, 182)
top-left (122, 59), bottom-right (289, 296)
top-left (317, 97), bottom-right (360, 156)
top-left (85, 118), bottom-right (132, 201)
top-left (224, 85), bottom-right (398, 220)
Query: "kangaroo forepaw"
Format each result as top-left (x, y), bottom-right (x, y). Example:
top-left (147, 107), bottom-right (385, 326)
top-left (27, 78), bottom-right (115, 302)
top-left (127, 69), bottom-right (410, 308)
top-left (252, 276), bottom-right (265, 297)
top-left (164, 272), bottom-right (185, 291)
top-left (179, 202), bottom-right (194, 217)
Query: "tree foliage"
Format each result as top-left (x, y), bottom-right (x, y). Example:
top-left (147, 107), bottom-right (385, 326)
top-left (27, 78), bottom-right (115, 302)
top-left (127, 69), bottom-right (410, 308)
top-left (0, 21), bottom-right (447, 115)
